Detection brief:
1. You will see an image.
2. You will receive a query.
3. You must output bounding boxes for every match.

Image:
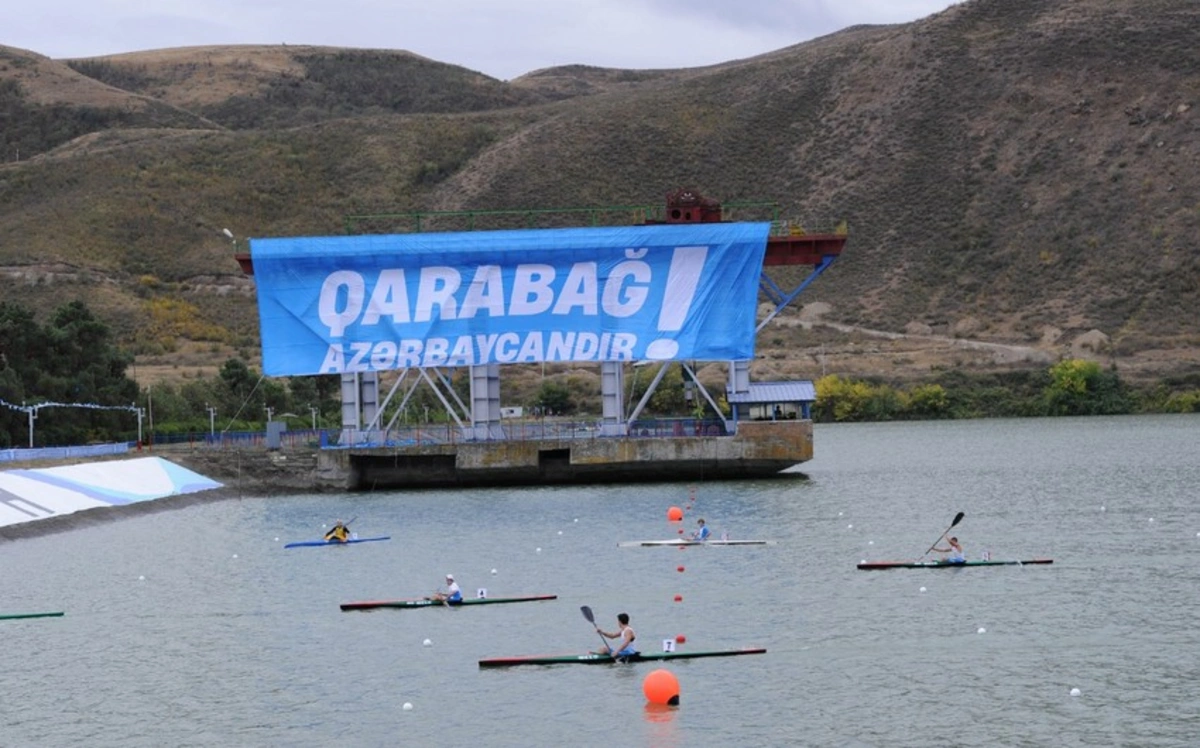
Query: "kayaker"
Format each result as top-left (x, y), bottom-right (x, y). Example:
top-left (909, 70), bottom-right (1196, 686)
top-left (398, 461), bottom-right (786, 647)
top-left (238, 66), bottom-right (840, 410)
top-left (933, 536), bottom-right (965, 563)
top-left (596, 612), bottom-right (637, 657)
top-left (690, 518), bottom-right (711, 541)
top-left (432, 574), bottom-right (463, 604)
top-left (324, 520), bottom-right (351, 543)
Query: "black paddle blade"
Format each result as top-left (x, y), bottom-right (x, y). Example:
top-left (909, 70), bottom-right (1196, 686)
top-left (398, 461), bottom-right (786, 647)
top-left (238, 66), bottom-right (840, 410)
top-left (951, 512), bottom-right (965, 527)
top-left (580, 605), bottom-right (595, 624)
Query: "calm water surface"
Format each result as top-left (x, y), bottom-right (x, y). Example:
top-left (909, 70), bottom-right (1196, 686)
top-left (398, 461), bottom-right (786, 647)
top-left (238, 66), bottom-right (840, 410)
top-left (4, 415), bottom-right (1198, 747)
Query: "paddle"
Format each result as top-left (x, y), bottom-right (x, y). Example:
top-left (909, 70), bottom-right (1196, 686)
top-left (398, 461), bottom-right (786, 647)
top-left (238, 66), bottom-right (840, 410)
top-left (917, 512), bottom-right (964, 561)
top-left (580, 605), bottom-right (611, 654)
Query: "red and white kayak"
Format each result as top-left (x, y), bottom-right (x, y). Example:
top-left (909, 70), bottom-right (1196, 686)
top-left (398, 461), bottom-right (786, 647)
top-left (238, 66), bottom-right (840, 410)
top-left (479, 647), bottom-right (767, 668)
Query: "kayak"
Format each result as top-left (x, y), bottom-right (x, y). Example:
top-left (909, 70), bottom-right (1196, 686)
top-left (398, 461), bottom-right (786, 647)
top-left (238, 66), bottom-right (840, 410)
top-left (283, 536), bottom-right (390, 549)
top-left (341, 594), bottom-right (557, 611)
top-left (618, 539), bottom-right (776, 547)
top-left (857, 558), bottom-right (1054, 570)
top-left (0, 611), bottom-right (64, 621)
top-left (479, 647), bottom-right (767, 668)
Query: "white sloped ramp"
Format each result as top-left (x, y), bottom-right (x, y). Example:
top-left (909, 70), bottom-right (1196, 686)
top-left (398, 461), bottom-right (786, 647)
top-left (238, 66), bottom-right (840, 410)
top-left (0, 457), bottom-right (223, 528)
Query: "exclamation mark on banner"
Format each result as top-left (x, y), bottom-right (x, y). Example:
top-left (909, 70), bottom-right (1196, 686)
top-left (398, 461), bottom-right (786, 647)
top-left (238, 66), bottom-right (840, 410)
top-left (645, 246), bottom-right (708, 360)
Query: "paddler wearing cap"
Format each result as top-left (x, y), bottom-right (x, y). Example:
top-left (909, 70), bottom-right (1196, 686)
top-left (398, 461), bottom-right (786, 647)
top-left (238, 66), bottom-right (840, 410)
top-left (431, 574), bottom-right (463, 605)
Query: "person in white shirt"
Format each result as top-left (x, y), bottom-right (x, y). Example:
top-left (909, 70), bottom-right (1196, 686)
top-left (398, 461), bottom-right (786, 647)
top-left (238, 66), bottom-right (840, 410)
top-left (933, 537), bottom-right (965, 563)
top-left (431, 574), bottom-right (463, 604)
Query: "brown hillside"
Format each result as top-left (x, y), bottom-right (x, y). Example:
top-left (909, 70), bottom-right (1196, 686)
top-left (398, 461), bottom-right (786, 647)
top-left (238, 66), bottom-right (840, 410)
top-left (2, 0), bottom-right (1199, 389)
top-left (0, 45), bottom-right (218, 159)
top-left (64, 45), bottom-right (561, 130)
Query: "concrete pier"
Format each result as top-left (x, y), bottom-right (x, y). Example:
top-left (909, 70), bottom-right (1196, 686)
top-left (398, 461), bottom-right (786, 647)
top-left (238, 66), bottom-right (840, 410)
top-left (324, 420), bottom-right (812, 490)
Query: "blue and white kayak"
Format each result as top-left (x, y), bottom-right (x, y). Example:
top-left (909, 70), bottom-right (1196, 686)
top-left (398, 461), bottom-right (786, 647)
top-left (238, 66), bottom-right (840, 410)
top-left (341, 594), bottom-right (557, 611)
top-left (283, 536), bottom-right (391, 549)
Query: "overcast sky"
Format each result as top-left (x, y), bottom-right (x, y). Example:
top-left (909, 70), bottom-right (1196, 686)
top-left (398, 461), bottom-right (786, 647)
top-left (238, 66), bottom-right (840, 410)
top-left (9, 1), bottom-right (964, 80)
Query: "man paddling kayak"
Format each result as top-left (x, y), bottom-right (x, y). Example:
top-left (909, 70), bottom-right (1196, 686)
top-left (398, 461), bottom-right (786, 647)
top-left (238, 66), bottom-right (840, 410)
top-left (932, 536), bottom-right (965, 563)
top-left (431, 574), bottom-right (463, 605)
top-left (595, 612), bottom-right (637, 657)
top-left (324, 520), bottom-right (351, 543)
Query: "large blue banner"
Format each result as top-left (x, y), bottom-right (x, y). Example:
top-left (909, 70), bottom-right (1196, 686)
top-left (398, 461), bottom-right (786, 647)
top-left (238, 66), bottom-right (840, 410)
top-left (251, 223), bottom-right (770, 376)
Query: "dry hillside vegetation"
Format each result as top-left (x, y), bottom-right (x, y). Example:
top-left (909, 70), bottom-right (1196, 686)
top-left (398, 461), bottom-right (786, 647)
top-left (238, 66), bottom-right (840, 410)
top-left (1, 0), bottom-right (1198, 388)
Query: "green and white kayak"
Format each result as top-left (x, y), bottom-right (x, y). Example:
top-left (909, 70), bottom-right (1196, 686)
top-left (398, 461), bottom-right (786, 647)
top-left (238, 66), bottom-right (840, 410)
top-left (479, 647), bottom-right (766, 668)
top-left (0, 611), bottom-right (64, 621)
top-left (857, 558), bottom-right (1053, 570)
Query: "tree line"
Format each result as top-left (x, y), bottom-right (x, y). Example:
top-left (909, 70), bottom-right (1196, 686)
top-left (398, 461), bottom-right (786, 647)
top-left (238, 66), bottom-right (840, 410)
top-left (812, 361), bottom-right (1200, 422)
top-left (4, 299), bottom-right (1198, 448)
top-left (0, 301), bottom-right (342, 448)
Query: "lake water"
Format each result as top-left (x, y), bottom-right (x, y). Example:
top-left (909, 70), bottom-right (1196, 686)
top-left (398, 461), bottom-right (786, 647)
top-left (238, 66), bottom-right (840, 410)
top-left (4, 415), bottom-right (1198, 747)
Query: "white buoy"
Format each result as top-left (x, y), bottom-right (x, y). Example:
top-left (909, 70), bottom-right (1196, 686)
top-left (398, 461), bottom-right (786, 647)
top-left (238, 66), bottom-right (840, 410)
top-left (838, 512), bottom-right (843, 517)
top-left (574, 518), bottom-right (579, 523)
top-left (977, 627), bottom-right (987, 634)
top-left (491, 568), bottom-right (498, 574)
top-left (558, 530), bottom-right (563, 535)
top-left (274, 537), bottom-right (279, 541)
top-left (403, 702), bottom-right (413, 711)
top-left (423, 639), bottom-right (432, 647)
top-left (847, 524), bottom-right (853, 529)
top-left (1070, 688), bottom-right (1081, 697)
top-left (868, 541), bottom-right (874, 545)
top-left (1148, 518), bottom-right (1154, 523)
top-left (919, 586), bottom-right (927, 593)
top-left (536, 547), bottom-right (542, 553)
top-left (1099, 506), bottom-right (1105, 512)
top-left (232, 554), bottom-right (238, 559)
top-left (138, 575), bottom-right (145, 581)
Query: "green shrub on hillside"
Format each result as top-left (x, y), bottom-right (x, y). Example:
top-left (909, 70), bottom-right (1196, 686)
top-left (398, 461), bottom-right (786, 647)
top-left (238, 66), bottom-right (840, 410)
top-left (1043, 359), bottom-right (1131, 416)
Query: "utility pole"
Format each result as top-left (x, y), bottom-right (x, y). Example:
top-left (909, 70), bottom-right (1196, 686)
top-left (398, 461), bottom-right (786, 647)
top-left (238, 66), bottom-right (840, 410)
top-left (206, 403), bottom-right (217, 436)
top-left (265, 405), bottom-right (274, 423)
top-left (148, 385), bottom-right (154, 450)
top-left (25, 403), bottom-right (36, 448)
top-left (309, 405), bottom-right (318, 430)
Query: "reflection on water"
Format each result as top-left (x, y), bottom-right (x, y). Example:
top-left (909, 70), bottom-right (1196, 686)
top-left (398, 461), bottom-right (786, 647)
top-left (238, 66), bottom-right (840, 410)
top-left (642, 703), bottom-right (680, 748)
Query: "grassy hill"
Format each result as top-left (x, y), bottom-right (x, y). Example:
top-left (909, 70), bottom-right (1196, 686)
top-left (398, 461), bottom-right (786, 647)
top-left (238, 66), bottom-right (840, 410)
top-left (1, 0), bottom-right (1198, 391)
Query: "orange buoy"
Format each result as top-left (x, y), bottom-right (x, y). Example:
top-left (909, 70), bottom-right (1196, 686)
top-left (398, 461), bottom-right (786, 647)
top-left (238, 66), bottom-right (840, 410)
top-left (667, 506), bottom-right (684, 522)
top-left (677, 528), bottom-right (685, 535)
top-left (673, 594), bottom-right (682, 602)
top-left (676, 565), bottom-right (685, 572)
top-left (675, 634), bottom-right (687, 644)
top-left (643, 669), bottom-right (680, 705)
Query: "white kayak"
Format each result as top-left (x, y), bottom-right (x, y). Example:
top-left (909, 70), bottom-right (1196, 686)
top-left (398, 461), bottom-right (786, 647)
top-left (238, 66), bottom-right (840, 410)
top-left (618, 539), bottom-right (777, 547)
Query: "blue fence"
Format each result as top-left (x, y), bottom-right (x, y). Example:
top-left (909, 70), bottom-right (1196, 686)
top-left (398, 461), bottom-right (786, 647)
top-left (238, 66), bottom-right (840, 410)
top-left (0, 442), bottom-right (132, 463)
